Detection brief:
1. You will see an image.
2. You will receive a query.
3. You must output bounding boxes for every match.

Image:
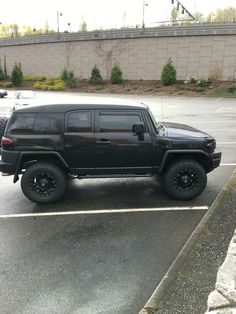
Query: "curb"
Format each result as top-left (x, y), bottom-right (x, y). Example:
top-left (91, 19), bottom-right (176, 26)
top-left (140, 168), bottom-right (236, 314)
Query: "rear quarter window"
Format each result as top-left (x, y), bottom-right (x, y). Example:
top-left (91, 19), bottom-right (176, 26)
top-left (7, 113), bottom-right (36, 134)
top-left (33, 113), bottom-right (62, 134)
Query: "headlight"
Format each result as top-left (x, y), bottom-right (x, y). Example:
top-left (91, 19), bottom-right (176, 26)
top-left (206, 138), bottom-right (216, 153)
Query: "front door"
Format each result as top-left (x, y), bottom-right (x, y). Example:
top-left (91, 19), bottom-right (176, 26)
top-left (94, 110), bottom-right (156, 174)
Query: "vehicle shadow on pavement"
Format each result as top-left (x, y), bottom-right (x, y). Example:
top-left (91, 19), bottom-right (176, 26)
top-left (32, 177), bottom-right (205, 214)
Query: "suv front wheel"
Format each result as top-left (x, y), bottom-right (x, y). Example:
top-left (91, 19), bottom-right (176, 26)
top-left (21, 162), bottom-right (66, 204)
top-left (164, 159), bottom-right (207, 201)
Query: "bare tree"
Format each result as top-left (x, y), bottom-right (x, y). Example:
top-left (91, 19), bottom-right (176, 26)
top-left (65, 42), bottom-right (75, 71)
top-left (95, 40), bottom-right (127, 79)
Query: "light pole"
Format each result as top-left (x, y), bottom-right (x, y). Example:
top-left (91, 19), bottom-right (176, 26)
top-left (142, 0), bottom-right (148, 29)
top-left (57, 11), bottom-right (63, 33)
top-left (68, 22), bottom-right (71, 32)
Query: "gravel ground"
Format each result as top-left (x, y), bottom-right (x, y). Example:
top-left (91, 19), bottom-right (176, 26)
top-left (156, 183), bottom-right (236, 314)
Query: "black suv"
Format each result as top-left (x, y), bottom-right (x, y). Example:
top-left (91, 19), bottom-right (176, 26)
top-left (0, 102), bottom-right (221, 204)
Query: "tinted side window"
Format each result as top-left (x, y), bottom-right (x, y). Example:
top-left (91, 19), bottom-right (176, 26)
top-left (99, 114), bottom-right (141, 132)
top-left (67, 111), bottom-right (92, 132)
top-left (8, 113), bottom-right (36, 134)
top-left (34, 113), bottom-right (61, 134)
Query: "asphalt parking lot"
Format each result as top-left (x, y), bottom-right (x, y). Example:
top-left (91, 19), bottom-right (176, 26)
top-left (0, 92), bottom-right (236, 313)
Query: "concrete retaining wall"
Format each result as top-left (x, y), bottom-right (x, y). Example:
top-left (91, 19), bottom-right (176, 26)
top-left (0, 24), bottom-right (236, 81)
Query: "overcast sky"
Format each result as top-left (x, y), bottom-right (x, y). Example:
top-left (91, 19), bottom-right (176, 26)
top-left (2, 0), bottom-right (236, 32)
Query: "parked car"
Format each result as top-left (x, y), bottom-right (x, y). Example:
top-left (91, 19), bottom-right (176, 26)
top-left (0, 89), bottom-right (8, 98)
top-left (14, 90), bottom-right (37, 110)
top-left (0, 102), bottom-right (221, 204)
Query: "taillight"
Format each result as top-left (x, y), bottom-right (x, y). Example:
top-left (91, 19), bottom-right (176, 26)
top-left (1, 136), bottom-right (13, 146)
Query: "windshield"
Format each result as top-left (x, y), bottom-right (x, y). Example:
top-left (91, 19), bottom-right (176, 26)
top-left (147, 108), bottom-right (164, 131)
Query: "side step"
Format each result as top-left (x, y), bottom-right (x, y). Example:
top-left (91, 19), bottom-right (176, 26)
top-left (78, 174), bottom-right (153, 179)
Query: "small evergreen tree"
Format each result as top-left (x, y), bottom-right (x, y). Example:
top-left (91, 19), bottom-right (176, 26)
top-left (89, 65), bottom-right (103, 84)
top-left (161, 58), bottom-right (177, 85)
top-left (11, 63), bottom-right (23, 86)
top-left (60, 68), bottom-right (69, 81)
top-left (110, 64), bottom-right (123, 84)
top-left (67, 71), bottom-right (76, 88)
top-left (0, 66), bottom-right (5, 80)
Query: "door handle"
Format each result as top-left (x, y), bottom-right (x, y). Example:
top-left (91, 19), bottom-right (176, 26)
top-left (96, 139), bottom-right (111, 145)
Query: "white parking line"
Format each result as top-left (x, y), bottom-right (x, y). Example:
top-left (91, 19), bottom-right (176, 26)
top-left (0, 206), bottom-right (209, 219)
top-left (218, 142), bottom-right (236, 145)
top-left (220, 163), bottom-right (236, 166)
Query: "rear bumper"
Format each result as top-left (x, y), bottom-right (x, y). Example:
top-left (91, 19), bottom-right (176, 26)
top-left (0, 160), bottom-right (15, 175)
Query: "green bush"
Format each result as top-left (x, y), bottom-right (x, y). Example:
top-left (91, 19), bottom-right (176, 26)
top-left (66, 71), bottom-right (76, 88)
top-left (11, 63), bottom-right (23, 86)
top-left (228, 85), bottom-right (236, 93)
top-left (60, 69), bottom-right (76, 88)
top-left (60, 68), bottom-right (69, 81)
top-left (110, 64), bottom-right (123, 84)
top-left (33, 78), bottom-right (65, 91)
top-left (161, 59), bottom-right (176, 85)
top-left (54, 83), bottom-right (65, 91)
top-left (90, 65), bottom-right (103, 84)
top-left (33, 82), bottom-right (43, 89)
top-left (0, 66), bottom-right (5, 80)
top-left (196, 78), bottom-right (209, 88)
top-left (23, 76), bottom-right (47, 82)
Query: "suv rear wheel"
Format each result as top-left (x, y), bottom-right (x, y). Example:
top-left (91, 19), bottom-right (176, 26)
top-left (164, 159), bottom-right (207, 200)
top-left (21, 162), bottom-right (66, 204)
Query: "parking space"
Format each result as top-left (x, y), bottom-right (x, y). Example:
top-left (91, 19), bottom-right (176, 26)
top-left (0, 93), bottom-right (236, 313)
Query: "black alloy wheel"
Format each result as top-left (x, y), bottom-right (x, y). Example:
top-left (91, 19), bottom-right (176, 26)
top-left (164, 160), bottom-right (207, 200)
top-left (21, 162), bottom-right (66, 204)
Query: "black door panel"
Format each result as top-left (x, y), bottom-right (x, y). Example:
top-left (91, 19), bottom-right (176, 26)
top-left (64, 111), bottom-right (95, 168)
top-left (95, 110), bottom-right (157, 172)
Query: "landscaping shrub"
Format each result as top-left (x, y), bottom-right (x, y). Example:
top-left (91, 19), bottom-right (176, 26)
top-left (110, 64), bottom-right (123, 84)
top-left (60, 69), bottom-right (76, 88)
top-left (33, 78), bottom-right (65, 91)
top-left (90, 65), bottom-right (103, 84)
top-left (196, 78), bottom-right (210, 88)
top-left (11, 63), bottom-right (23, 86)
top-left (228, 85), bottom-right (236, 93)
top-left (161, 58), bottom-right (176, 85)
top-left (66, 71), bottom-right (76, 88)
top-left (23, 76), bottom-right (47, 82)
top-left (60, 68), bottom-right (69, 81)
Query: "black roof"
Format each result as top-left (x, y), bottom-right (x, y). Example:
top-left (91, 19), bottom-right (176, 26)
top-left (16, 102), bottom-right (148, 113)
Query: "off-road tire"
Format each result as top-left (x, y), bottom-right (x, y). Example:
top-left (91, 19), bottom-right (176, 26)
top-left (164, 159), bottom-right (207, 201)
top-left (21, 162), bottom-right (66, 204)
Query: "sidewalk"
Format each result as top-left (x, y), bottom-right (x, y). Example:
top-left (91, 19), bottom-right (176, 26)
top-left (141, 169), bottom-right (236, 314)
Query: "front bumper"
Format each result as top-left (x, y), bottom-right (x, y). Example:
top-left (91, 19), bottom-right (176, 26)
top-left (209, 151), bottom-right (221, 171)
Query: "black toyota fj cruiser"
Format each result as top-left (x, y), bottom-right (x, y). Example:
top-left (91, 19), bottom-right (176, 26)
top-left (0, 102), bottom-right (221, 204)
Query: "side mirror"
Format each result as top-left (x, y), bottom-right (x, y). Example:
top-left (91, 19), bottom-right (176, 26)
top-left (133, 123), bottom-right (144, 134)
top-left (133, 123), bottom-right (144, 140)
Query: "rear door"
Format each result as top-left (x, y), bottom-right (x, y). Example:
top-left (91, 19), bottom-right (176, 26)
top-left (64, 110), bottom-right (95, 170)
top-left (94, 110), bottom-right (156, 174)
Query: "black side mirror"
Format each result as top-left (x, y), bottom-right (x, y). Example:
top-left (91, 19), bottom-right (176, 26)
top-left (133, 123), bottom-right (144, 140)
